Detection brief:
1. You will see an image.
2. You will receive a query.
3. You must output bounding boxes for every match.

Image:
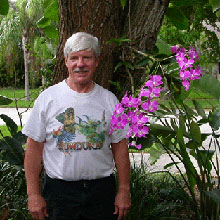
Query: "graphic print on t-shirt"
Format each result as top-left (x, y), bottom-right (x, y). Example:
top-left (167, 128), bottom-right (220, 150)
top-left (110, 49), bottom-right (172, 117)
top-left (52, 107), bottom-right (106, 155)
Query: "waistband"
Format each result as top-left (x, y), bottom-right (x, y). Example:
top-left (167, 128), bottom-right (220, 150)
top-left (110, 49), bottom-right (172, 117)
top-left (45, 174), bottom-right (115, 189)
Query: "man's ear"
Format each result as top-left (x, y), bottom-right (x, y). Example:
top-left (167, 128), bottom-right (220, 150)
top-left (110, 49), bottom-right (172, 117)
top-left (64, 57), bottom-right (68, 67)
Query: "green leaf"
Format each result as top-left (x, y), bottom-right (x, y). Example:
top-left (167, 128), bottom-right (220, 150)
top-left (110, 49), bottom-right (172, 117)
top-left (43, 26), bottom-right (58, 39)
top-left (0, 136), bottom-right (24, 166)
top-left (190, 121), bottom-right (201, 145)
top-left (44, 0), bottom-right (59, 21)
top-left (170, 0), bottom-right (195, 6)
top-left (164, 162), bottom-right (180, 169)
top-left (0, 95), bottom-right (13, 105)
top-left (135, 135), bottom-right (155, 149)
top-left (216, 9), bottom-right (220, 17)
top-left (186, 140), bottom-right (197, 150)
top-left (37, 17), bottom-right (51, 28)
top-left (184, 104), bottom-right (197, 117)
top-left (120, 0), bottom-right (127, 8)
top-left (177, 128), bottom-right (197, 190)
top-left (193, 100), bottom-right (207, 119)
top-left (43, 0), bottom-right (53, 8)
top-left (208, 108), bottom-right (220, 130)
top-left (147, 143), bottom-right (165, 165)
top-left (150, 124), bottom-right (175, 137)
top-left (159, 104), bottom-right (172, 114)
top-left (0, 114), bottom-right (18, 136)
top-left (135, 58), bottom-right (150, 67)
top-left (209, 0), bottom-right (220, 12)
top-left (155, 38), bottom-right (172, 56)
top-left (195, 74), bottom-right (220, 100)
top-left (179, 116), bottom-right (189, 137)
top-left (108, 80), bottom-right (122, 92)
top-left (114, 62), bottom-right (124, 72)
top-left (206, 189), bottom-right (220, 204)
top-left (0, 0), bottom-right (9, 15)
top-left (124, 62), bottom-right (134, 70)
top-left (166, 7), bottom-right (189, 30)
top-left (106, 36), bottom-right (131, 47)
top-left (149, 62), bottom-right (159, 75)
top-left (191, 150), bottom-right (214, 173)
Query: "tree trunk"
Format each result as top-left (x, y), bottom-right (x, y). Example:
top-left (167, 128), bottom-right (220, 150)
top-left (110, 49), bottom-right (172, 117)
top-left (22, 29), bottom-right (30, 101)
top-left (53, 0), bottom-right (170, 94)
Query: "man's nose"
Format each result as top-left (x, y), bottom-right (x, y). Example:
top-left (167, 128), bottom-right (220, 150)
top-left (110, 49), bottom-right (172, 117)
top-left (77, 57), bottom-right (85, 67)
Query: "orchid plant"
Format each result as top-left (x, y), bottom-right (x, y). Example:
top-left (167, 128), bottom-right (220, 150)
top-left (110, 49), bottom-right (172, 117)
top-left (110, 44), bottom-right (220, 219)
top-left (110, 45), bottom-right (202, 150)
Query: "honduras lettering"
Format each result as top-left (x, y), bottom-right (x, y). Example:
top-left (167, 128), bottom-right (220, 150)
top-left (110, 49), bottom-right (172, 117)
top-left (52, 108), bottom-right (106, 155)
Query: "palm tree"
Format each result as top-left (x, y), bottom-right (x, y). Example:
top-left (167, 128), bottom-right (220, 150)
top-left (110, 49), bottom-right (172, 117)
top-left (0, 0), bottom-right (55, 100)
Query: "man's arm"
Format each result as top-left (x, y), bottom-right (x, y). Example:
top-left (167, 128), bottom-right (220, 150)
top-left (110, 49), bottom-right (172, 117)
top-left (24, 137), bottom-right (48, 220)
top-left (112, 138), bottom-right (131, 220)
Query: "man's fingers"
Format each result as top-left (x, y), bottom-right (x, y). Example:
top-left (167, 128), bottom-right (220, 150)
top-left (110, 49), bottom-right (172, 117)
top-left (114, 205), bottom-right (119, 215)
top-left (115, 206), bottom-right (130, 220)
top-left (38, 211), bottom-right (45, 220)
top-left (117, 208), bottom-right (124, 220)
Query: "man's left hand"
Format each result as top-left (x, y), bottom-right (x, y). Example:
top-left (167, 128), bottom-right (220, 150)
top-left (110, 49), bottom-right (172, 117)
top-left (114, 190), bottom-right (131, 220)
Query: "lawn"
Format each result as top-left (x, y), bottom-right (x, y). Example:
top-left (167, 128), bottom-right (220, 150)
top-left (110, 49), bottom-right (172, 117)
top-left (0, 88), bottom-right (40, 108)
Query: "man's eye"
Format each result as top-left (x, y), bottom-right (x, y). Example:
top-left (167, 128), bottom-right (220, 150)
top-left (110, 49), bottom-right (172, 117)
top-left (70, 57), bottom-right (77, 60)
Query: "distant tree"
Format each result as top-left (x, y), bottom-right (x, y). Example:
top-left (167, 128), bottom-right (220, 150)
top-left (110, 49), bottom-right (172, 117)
top-left (0, 0), bottom-right (56, 98)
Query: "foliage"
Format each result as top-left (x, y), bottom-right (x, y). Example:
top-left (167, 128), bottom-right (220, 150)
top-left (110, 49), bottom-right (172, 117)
top-left (111, 39), bottom-right (220, 219)
top-left (0, 0), bottom-right (57, 89)
top-left (0, 161), bottom-right (31, 220)
top-left (126, 165), bottom-right (191, 219)
top-left (0, 95), bottom-right (26, 167)
top-left (36, 0), bottom-right (58, 40)
top-left (159, 0), bottom-right (220, 64)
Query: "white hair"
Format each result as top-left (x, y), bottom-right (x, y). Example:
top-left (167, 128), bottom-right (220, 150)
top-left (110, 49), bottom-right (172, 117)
top-left (64, 32), bottom-right (101, 58)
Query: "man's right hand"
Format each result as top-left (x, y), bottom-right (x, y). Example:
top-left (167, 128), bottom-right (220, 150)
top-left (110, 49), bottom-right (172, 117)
top-left (28, 194), bottom-right (48, 220)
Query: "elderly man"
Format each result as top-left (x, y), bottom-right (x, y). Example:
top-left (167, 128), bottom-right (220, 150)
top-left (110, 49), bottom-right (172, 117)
top-left (23, 32), bottom-right (131, 220)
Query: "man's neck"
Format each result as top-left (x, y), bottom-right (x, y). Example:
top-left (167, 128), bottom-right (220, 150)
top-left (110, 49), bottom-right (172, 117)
top-left (66, 78), bottom-right (95, 93)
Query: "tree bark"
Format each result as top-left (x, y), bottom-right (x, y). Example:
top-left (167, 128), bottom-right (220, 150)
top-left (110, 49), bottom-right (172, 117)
top-left (53, 0), bottom-right (121, 88)
top-left (53, 0), bottom-right (170, 93)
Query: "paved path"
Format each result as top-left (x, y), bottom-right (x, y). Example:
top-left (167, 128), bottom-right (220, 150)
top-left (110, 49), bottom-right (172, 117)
top-left (0, 108), bottom-right (31, 126)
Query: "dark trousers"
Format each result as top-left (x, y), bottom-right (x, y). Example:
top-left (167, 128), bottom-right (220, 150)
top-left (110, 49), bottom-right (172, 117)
top-left (42, 174), bottom-right (118, 220)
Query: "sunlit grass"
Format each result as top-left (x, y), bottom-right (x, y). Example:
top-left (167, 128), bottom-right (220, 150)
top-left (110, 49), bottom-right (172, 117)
top-left (0, 88), bottom-right (40, 108)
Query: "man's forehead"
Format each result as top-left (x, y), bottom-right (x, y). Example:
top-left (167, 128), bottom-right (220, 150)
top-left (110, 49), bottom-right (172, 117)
top-left (68, 50), bottom-right (95, 56)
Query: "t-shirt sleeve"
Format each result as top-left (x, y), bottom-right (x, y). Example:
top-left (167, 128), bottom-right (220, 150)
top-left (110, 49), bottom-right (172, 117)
top-left (108, 93), bottom-right (128, 144)
top-left (22, 93), bottom-right (46, 142)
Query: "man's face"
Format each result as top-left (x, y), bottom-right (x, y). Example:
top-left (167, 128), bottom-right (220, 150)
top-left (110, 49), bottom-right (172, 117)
top-left (65, 50), bottom-right (99, 85)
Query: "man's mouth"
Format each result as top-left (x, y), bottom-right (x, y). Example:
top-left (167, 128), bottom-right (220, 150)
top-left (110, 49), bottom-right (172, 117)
top-left (74, 68), bottom-right (89, 73)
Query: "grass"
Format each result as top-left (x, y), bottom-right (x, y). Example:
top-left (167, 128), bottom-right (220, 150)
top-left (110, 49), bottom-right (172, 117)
top-left (0, 88), bottom-right (40, 108)
top-left (0, 86), bottom-right (219, 109)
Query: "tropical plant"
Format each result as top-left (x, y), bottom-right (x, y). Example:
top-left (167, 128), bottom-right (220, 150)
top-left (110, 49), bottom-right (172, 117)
top-left (0, 95), bottom-right (29, 220)
top-left (0, 96), bottom-right (26, 167)
top-left (126, 165), bottom-right (191, 219)
top-left (0, 161), bottom-right (31, 220)
top-left (110, 43), bottom-right (220, 219)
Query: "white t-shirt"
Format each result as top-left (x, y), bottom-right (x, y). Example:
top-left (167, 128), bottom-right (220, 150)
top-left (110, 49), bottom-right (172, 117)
top-left (22, 80), bottom-right (127, 181)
